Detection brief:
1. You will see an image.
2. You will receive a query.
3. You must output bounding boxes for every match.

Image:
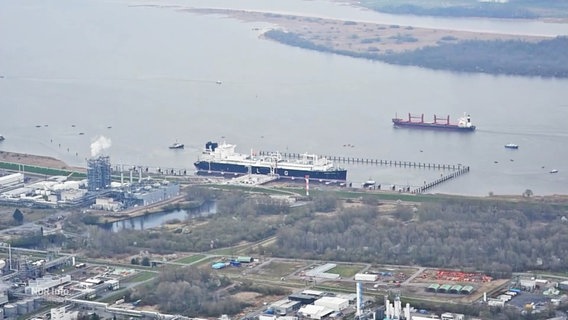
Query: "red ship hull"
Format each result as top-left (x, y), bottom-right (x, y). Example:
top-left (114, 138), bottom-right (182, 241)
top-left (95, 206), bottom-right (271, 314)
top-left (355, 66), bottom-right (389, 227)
top-left (392, 113), bottom-right (476, 131)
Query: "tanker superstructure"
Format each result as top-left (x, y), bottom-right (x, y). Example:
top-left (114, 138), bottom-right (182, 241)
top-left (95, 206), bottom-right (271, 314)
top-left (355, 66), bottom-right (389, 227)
top-left (194, 141), bottom-right (347, 182)
top-left (392, 113), bottom-right (475, 131)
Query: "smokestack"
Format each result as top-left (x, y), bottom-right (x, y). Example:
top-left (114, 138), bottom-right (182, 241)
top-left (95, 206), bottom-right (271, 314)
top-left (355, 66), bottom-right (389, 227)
top-left (121, 172), bottom-right (124, 185)
top-left (356, 282), bottom-right (363, 316)
top-left (394, 295), bottom-right (401, 319)
top-left (139, 168), bottom-right (142, 183)
top-left (9, 244), bottom-right (12, 271)
top-left (305, 175), bottom-right (310, 196)
top-left (405, 303), bottom-right (410, 320)
top-left (130, 169), bottom-right (133, 184)
top-left (484, 292), bottom-right (487, 302)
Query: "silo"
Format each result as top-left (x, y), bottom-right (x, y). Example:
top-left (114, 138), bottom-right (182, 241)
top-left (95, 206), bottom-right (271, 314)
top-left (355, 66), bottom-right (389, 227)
top-left (26, 298), bottom-right (35, 312)
top-left (16, 300), bottom-right (28, 315)
top-left (4, 304), bottom-right (17, 318)
top-left (33, 296), bottom-right (42, 310)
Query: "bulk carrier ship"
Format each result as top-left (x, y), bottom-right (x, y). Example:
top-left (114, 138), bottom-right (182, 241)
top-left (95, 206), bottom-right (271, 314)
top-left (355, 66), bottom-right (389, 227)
top-left (194, 141), bottom-right (347, 182)
top-left (392, 113), bottom-right (475, 131)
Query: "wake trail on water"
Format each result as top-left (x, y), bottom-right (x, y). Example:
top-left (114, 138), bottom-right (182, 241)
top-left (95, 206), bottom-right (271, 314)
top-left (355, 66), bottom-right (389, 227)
top-left (476, 128), bottom-right (568, 139)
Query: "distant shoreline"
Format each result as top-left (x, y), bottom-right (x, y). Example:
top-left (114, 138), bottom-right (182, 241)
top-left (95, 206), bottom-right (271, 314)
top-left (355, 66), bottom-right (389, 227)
top-left (183, 7), bottom-right (567, 78)
top-left (0, 150), bottom-right (86, 173)
top-left (185, 7), bottom-right (548, 53)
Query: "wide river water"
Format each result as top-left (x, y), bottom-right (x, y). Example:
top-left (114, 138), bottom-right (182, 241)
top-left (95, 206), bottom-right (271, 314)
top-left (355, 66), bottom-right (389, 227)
top-left (1, 0), bottom-right (568, 196)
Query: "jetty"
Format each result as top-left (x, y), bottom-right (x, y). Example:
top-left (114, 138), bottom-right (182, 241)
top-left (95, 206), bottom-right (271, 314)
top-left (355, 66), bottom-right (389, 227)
top-left (258, 150), bottom-right (470, 194)
top-left (258, 151), bottom-right (463, 170)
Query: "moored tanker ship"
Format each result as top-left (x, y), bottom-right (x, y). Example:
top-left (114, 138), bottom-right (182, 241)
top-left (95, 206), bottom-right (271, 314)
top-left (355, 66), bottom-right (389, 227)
top-left (194, 141), bottom-right (347, 182)
top-left (392, 113), bottom-right (475, 131)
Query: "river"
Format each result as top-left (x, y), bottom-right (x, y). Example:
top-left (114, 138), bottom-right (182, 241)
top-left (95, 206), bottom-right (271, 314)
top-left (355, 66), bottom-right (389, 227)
top-left (1, 0), bottom-right (567, 196)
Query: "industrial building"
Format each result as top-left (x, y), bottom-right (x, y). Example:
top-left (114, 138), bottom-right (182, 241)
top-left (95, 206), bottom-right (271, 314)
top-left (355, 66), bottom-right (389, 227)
top-left (1, 153), bottom-right (180, 212)
top-left (51, 306), bottom-right (79, 320)
top-left (270, 299), bottom-right (301, 315)
top-left (92, 197), bottom-right (123, 211)
top-left (24, 275), bottom-right (72, 295)
top-left (354, 273), bottom-right (378, 282)
top-left (0, 173), bottom-right (24, 189)
top-left (314, 296), bottom-right (349, 311)
top-left (305, 264), bottom-right (340, 280)
top-left (87, 155), bottom-right (111, 191)
top-left (132, 181), bottom-right (180, 206)
top-left (288, 293), bottom-right (317, 305)
top-left (298, 304), bottom-right (334, 320)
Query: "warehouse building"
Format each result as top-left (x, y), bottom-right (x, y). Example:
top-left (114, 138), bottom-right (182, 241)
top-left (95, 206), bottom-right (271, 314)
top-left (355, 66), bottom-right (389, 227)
top-left (354, 273), bottom-right (378, 282)
top-left (289, 293), bottom-right (316, 305)
top-left (314, 297), bottom-right (349, 312)
top-left (298, 305), bottom-right (334, 320)
top-left (25, 275), bottom-right (72, 295)
top-left (270, 299), bottom-right (301, 316)
top-left (0, 173), bottom-right (24, 189)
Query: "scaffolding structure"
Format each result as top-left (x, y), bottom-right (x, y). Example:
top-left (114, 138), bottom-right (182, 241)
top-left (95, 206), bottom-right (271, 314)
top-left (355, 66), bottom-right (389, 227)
top-left (87, 156), bottom-right (111, 191)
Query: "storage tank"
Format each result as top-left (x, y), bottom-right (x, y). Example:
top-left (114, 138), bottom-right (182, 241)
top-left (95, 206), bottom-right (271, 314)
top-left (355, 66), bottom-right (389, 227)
top-left (33, 296), bottom-right (42, 310)
top-left (26, 299), bottom-right (35, 312)
top-left (4, 304), bottom-right (17, 318)
top-left (0, 307), bottom-right (4, 319)
top-left (16, 300), bottom-right (28, 315)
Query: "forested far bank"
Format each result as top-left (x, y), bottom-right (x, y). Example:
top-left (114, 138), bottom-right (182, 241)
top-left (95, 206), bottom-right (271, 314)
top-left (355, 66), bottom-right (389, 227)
top-left (355, 0), bottom-right (568, 19)
top-left (265, 31), bottom-right (568, 78)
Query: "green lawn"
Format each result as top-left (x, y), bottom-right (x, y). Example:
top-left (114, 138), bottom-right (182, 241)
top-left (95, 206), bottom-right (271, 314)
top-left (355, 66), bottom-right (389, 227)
top-left (122, 271), bottom-right (156, 284)
top-left (175, 254), bottom-right (207, 264)
top-left (328, 264), bottom-right (365, 278)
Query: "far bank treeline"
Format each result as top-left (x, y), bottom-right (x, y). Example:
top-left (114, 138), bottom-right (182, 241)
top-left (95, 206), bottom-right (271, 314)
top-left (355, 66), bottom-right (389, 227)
top-left (70, 187), bottom-right (568, 279)
top-left (357, 0), bottom-right (568, 20)
top-left (265, 30), bottom-right (568, 78)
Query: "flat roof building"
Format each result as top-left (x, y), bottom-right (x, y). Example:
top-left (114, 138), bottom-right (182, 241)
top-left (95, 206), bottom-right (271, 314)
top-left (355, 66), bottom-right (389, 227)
top-left (298, 305), bottom-right (334, 320)
top-left (314, 297), bottom-right (349, 311)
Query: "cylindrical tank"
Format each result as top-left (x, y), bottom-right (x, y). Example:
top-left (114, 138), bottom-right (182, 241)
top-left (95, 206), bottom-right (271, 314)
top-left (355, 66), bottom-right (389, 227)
top-left (4, 304), bottom-right (17, 318)
top-left (33, 296), bottom-right (42, 310)
top-left (26, 299), bottom-right (35, 312)
top-left (16, 300), bottom-right (28, 315)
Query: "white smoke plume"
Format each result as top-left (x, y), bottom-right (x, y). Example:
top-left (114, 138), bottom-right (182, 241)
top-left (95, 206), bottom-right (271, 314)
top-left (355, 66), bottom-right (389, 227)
top-left (90, 135), bottom-right (112, 157)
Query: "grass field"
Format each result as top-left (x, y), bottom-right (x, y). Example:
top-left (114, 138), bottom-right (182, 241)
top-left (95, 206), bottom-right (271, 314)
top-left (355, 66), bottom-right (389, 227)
top-left (175, 254), bottom-right (207, 265)
top-left (328, 264), bottom-right (366, 278)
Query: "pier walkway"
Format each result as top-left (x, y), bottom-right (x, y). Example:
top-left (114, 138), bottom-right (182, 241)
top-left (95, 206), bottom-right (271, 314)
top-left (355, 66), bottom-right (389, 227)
top-left (258, 151), bottom-right (463, 171)
top-left (258, 151), bottom-right (470, 194)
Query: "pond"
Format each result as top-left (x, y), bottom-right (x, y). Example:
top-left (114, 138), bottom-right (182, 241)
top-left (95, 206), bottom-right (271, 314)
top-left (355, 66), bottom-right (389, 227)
top-left (101, 201), bottom-right (217, 232)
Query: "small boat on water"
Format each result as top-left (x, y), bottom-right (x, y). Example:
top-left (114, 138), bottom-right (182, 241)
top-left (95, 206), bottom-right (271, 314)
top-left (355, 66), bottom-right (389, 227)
top-left (505, 143), bottom-right (519, 149)
top-left (550, 169), bottom-right (559, 174)
top-left (169, 142), bottom-right (184, 149)
top-left (0, 135), bottom-right (4, 141)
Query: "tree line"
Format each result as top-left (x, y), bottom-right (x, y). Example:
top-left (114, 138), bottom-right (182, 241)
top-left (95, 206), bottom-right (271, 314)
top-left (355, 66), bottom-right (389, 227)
top-left (265, 30), bottom-right (568, 78)
top-left (268, 197), bottom-right (568, 278)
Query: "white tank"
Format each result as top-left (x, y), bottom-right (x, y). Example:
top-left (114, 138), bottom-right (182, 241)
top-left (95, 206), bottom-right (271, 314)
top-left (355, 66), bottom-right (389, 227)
top-left (33, 296), bottom-right (42, 309)
top-left (4, 304), bottom-right (17, 317)
top-left (16, 300), bottom-right (28, 315)
top-left (26, 299), bottom-right (35, 312)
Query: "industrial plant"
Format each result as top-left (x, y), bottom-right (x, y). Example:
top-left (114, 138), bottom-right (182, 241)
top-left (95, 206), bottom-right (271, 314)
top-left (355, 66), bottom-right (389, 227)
top-left (0, 154), bottom-right (180, 212)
